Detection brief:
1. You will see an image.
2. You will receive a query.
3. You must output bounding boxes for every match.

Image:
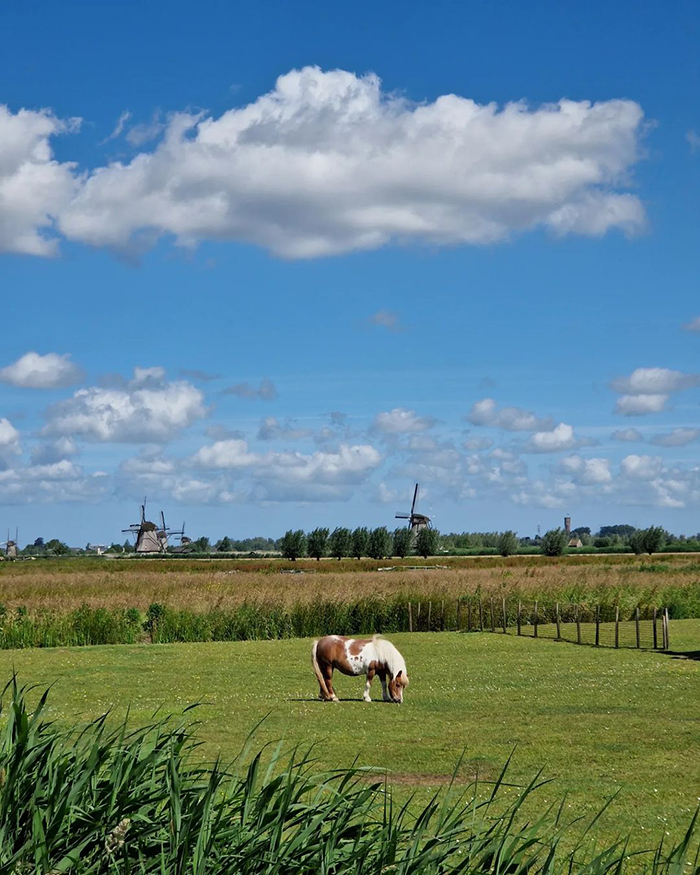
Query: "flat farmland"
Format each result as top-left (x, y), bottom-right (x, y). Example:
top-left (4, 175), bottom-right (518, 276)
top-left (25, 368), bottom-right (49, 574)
top-left (0, 553), bottom-right (699, 612)
top-left (1, 621), bottom-right (699, 855)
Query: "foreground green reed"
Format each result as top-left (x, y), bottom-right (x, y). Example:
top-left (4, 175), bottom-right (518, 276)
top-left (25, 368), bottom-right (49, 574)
top-left (0, 681), bottom-right (697, 874)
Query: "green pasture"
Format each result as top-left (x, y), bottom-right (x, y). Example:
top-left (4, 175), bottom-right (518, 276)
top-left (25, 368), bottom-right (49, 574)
top-left (1, 622), bottom-right (698, 852)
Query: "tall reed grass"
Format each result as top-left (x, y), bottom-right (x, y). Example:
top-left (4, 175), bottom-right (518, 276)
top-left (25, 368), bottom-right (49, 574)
top-left (0, 680), bottom-right (696, 873)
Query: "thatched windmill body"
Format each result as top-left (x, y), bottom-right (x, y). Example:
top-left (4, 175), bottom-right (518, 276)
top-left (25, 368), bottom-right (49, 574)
top-left (123, 501), bottom-right (183, 553)
top-left (0, 528), bottom-right (18, 559)
top-left (395, 484), bottom-right (432, 533)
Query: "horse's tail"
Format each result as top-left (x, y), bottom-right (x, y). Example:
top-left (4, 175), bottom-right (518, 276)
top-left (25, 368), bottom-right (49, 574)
top-left (311, 640), bottom-right (330, 698)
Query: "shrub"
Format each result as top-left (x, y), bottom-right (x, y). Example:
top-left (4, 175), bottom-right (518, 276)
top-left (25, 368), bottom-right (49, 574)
top-left (540, 528), bottom-right (568, 557)
top-left (498, 530), bottom-right (519, 557)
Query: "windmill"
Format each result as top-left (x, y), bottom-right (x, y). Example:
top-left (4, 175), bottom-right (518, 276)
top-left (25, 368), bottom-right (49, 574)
top-left (0, 527), bottom-right (19, 559)
top-left (122, 499), bottom-right (163, 553)
top-left (169, 521), bottom-right (193, 553)
top-left (395, 484), bottom-right (432, 533)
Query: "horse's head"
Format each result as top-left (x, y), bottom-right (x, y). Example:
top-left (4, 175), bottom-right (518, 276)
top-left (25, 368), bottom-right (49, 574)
top-left (388, 669), bottom-right (409, 704)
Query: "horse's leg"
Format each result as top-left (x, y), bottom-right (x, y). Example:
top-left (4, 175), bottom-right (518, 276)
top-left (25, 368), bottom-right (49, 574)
top-left (324, 664), bottom-right (339, 702)
top-left (379, 669), bottom-right (391, 702)
top-left (363, 667), bottom-right (375, 703)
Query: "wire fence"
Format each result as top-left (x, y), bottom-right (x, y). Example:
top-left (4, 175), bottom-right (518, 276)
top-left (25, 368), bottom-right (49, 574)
top-left (405, 597), bottom-right (669, 650)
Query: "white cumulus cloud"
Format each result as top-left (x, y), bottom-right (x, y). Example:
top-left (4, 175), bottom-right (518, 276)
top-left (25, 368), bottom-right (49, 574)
top-left (373, 407), bottom-right (435, 434)
top-left (0, 106), bottom-right (80, 256)
top-left (0, 351), bottom-right (82, 389)
top-left (650, 428), bottom-right (700, 447)
top-left (466, 398), bottom-right (554, 431)
top-left (523, 422), bottom-right (579, 453)
top-left (621, 454), bottom-right (664, 481)
top-left (53, 67), bottom-right (645, 259)
top-left (43, 370), bottom-right (206, 442)
top-left (611, 367), bottom-right (700, 395)
top-left (611, 427), bottom-right (644, 442)
top-left (558, 454), bottom-right (612, 484)
top-left (615, 394), bottom-right (669, 416)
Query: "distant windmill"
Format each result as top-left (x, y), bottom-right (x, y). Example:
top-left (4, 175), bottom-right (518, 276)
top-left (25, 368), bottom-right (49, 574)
top-left (123, 499), bottom-right (174, 553)
top-left (395, 484), bottom-right (432, 533)
top-left (169, 521), bottom-right (193, 553)
top-left (0, 527), bottom-right (18, 559)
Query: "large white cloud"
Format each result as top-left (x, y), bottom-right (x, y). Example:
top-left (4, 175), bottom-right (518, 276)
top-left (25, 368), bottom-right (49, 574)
top-left (50, 67), bottom-right (646, 259)
top-left (621, 454), bottom-right (664, 481)
top-left (558, 454), bottom-right (612, 484)
top-left (43, 369), bottom-right (206, 442)
top-left (466, 398), bottom-right (553, 432)
top-left (0, 351), bottom-right (82, 389)
top-left (0, 106), bottom-right (79, 256)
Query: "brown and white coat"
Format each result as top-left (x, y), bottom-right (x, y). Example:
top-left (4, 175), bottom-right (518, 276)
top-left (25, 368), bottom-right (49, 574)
top-left (311, 634), bottom-right (408, 703)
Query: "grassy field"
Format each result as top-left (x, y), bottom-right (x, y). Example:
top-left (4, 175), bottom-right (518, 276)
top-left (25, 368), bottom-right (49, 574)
top-left (2, 620), bottom-right (698, 853)
top-left (1, 553), bottom-right (699, 613)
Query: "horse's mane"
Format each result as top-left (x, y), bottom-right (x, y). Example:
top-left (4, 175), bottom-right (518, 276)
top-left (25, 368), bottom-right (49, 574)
top-left (372, 635), bottom-right (407, 679)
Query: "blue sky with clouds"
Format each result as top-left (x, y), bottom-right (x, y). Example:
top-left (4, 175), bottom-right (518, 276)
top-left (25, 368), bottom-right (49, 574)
top-left (0, 0), bottom-right (698, 545)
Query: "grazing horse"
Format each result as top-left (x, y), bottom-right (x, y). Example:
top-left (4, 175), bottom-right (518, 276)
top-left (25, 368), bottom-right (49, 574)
top-left (311, 634), bottom-right (409, 703)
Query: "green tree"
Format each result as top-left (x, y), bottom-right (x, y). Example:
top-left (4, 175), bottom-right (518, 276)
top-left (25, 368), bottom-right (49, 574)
top-left (329, 527), bottom-right (352, 560)
top-left (367, 527), bottom-right (392, 559)
top-left (123, 539), bottom-right (135, 553)
top-left (307, 527), bottom-right (330, 561)
top-left (280, 529), bottom-right (307, 561)
top-left (350, 527), bottom-right (369, 559)
top-left (498, 530), bottom-right (519, 557)
top-left (540, 528), bottom-right (568, 557)
top-left (641, 526), bottom-right (666, 555)
top-left (216, 536), bottom-right (233, 552)
top-left (45, 539), bottom-right (70, 556)
top-left (192, 537), bottom-right (210, 553)
top-left (415, 527), bottom-right (439, 558)
top-left (393, 527), bottom-right (413, 558)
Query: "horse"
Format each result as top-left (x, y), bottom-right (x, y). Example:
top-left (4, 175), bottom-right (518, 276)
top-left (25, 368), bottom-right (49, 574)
top-left (311, 634), bottom-right (409, 703)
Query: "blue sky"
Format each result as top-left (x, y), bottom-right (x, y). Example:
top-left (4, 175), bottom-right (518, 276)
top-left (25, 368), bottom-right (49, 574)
top-left (0, 0), bottom-right (698, 545)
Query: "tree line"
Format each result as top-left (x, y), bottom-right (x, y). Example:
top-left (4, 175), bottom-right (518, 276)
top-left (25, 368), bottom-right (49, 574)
top-left (279, 526), bottom-right (440, 560)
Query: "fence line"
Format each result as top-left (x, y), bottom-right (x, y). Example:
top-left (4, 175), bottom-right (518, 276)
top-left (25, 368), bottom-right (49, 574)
top-left (405, 597), bottom-right (669, 650)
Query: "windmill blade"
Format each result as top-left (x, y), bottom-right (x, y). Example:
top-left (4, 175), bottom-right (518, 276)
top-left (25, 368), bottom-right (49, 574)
top-left (161, 511), bottom-right (166, 532)
top-left (410, 483), bottom-right (419, 515)
top-left (395, 512), bottom-right (410, 519)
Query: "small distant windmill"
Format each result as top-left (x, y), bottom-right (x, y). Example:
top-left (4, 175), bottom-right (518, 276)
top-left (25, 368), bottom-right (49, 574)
top-left (0, 527), bottom-right (18, 559)
top-left (122, 499), bottom-right (165, 553)
top-left (395, 484), bottom-right (432, 533)
top-left (169, 521), bottom-right (193, 553)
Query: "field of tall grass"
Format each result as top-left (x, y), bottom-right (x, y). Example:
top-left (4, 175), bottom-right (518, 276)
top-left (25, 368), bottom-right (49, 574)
top-left (0, 554), bottom-right (697, 648)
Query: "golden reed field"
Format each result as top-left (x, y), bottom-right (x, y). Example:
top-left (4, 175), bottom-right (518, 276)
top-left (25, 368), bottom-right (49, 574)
top-left (0, 554), bottom-right (698, 613)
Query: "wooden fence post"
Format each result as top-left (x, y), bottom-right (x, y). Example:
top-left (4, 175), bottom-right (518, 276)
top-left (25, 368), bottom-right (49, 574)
top-left (635, 606), bottom-right (640, 649)
top-left (478, 599), bottom-right (484, 632)
top-left (534, 600), bottom-right (539, 638)
top-left (575, 605), bottom-right (581, 645)
top-left (441, 600), bottom-right (445, 631)
top-left (615, 605), bottom-right (620, 648)
top-left (456, 599), bottom-right (461, 632)
top-left (517, 601), bottom-right (522, 636)
top-left (417, 602), bottom-right (421, 631)
top-left (595, 605), bottom-right (600, 647)
top-left (653, 607), bottom-right (658, 649)
top-left (555, 602), bottom-right (561, 640)
top-left (427, 601), bottom-right (432, 631)
top-left (468, 599), bottom-right (472, 632)
top-left (663, 608), bottom-right (669, 650)
top-left (408, 601), bottom-right (413, 633)
top-left (502, 597), bottom-right (507, 634)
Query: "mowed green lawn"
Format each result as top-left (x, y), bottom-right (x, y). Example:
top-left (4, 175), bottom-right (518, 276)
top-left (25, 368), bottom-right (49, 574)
top-left (1, 622), bottom-right (698, 850)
